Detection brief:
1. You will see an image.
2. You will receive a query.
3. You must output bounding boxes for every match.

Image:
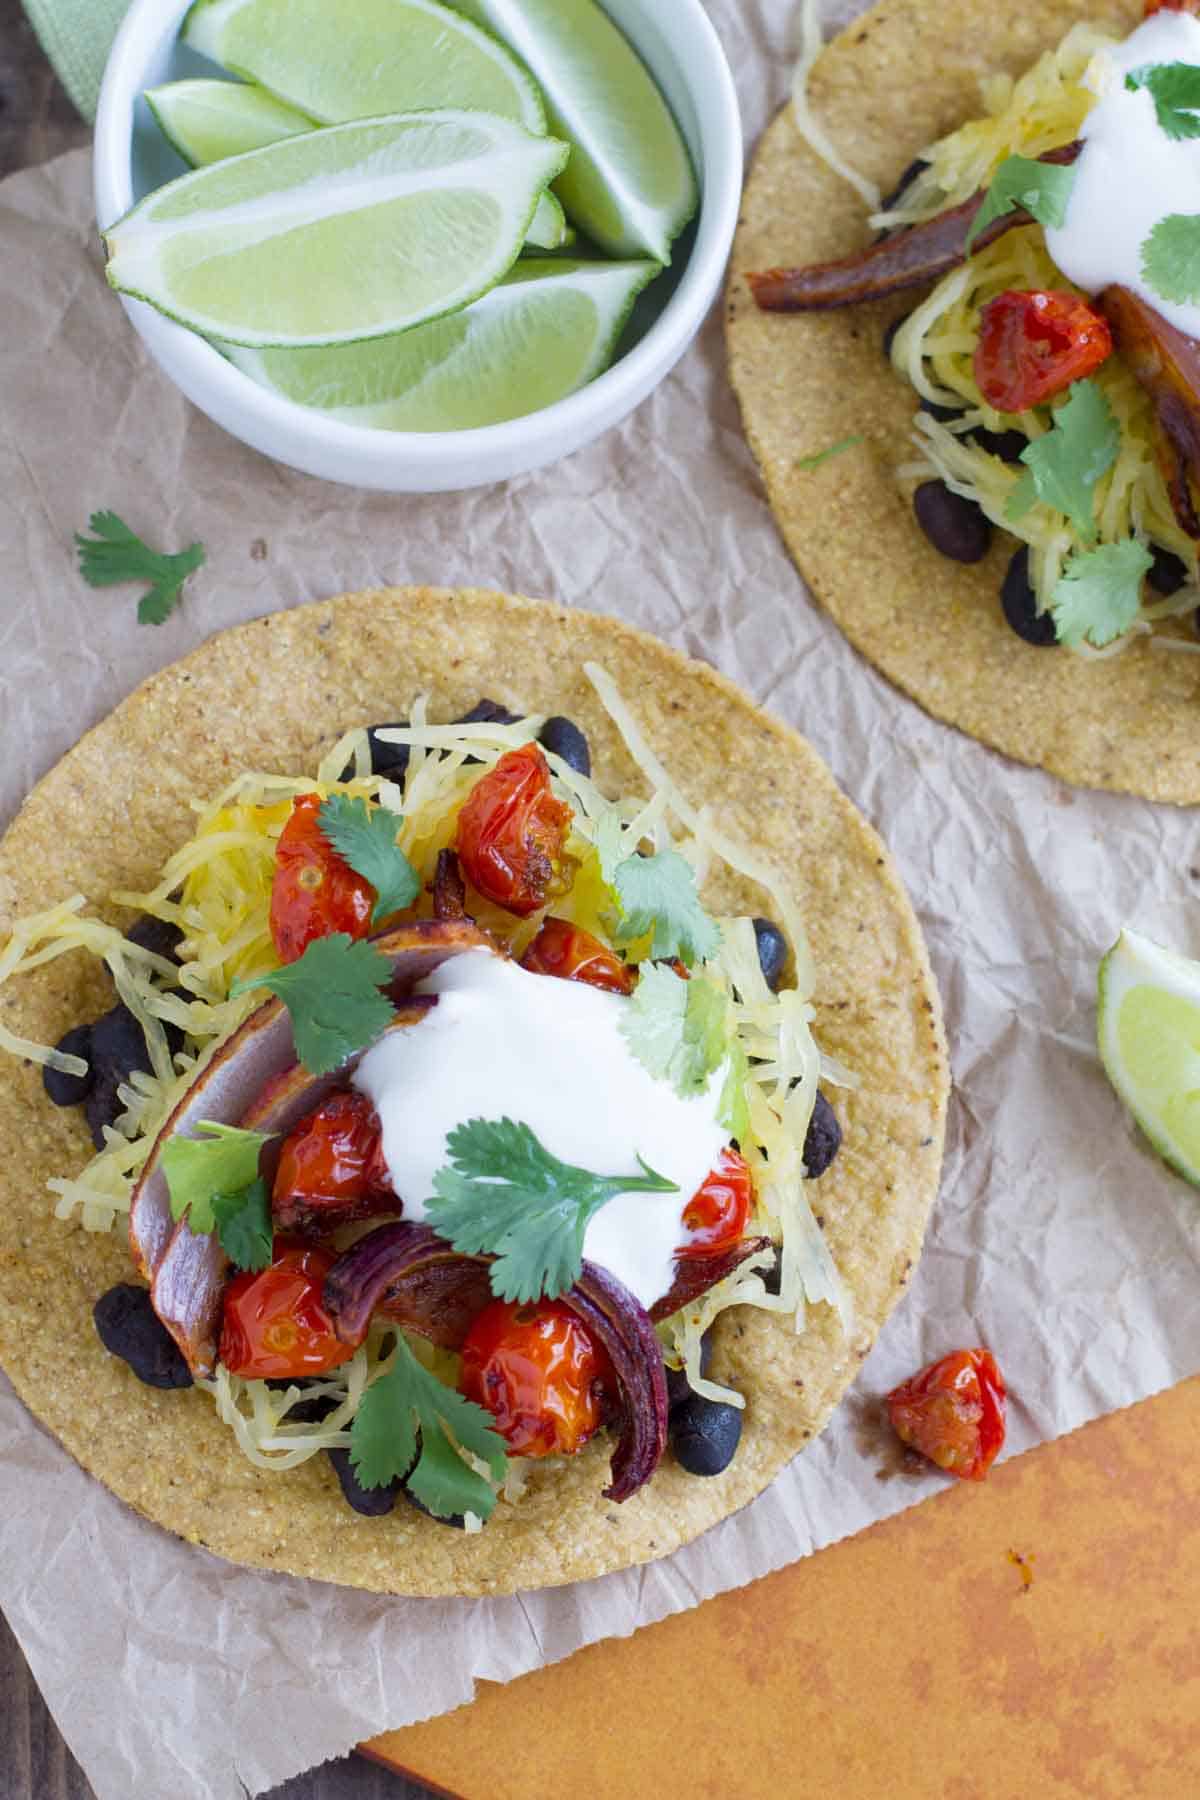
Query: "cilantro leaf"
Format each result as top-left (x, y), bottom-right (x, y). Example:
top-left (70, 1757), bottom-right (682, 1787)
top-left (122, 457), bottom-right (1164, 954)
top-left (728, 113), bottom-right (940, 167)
top-left (210, 1177), bottom-right (273, 1271)
top-left (317, 794), bottom-right (419, 927)
top-left (230, 933), bottom-right (395, 1075)
top-left (350, 1333), bottom-right (507, 1518)
top-left (612, 850), bottom-right (722, 968)
top-left (796, 434), bottom-right (863, 471)
top-left (426, 1117), bottom-right (679, 1303)
top-left (964, 154), bottom-right (1077, 253)
top-left (1049, 539), bottom-right (1154, 648)
top-left (1126, 62), bottom-right (1200, 141)
top-left (160, 1121), bottom-right (271, 1236)
top-left (1142, 213), bottom-right (1200, 306)
top-left (75, 511), bottom-right (205, 626)
top-left (621, 962), bottom-right (729, 1096)
top-left (1005, 380), bottom-right (1119, 543)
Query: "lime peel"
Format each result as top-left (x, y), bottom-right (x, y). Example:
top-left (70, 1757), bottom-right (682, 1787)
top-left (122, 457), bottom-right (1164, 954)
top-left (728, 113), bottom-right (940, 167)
top-left (1098, 925), bottom-right (1200, 1186)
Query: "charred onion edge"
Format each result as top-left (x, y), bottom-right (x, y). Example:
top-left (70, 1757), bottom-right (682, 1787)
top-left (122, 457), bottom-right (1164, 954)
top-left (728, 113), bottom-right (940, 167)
top-left (1100, 284), bottom-right (1200, 539)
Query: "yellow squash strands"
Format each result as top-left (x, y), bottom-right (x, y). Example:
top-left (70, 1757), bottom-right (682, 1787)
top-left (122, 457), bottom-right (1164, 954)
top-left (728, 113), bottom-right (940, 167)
top-left (0, 674), bottom-right (848, 1458)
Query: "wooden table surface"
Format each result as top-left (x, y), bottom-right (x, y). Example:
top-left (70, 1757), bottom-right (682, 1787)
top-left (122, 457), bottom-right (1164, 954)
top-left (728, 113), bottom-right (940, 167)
top-left (0, 6), bottom-right (439, 1796)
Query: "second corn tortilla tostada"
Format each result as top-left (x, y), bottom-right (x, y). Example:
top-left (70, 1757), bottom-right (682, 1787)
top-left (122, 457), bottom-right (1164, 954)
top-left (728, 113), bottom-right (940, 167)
top-left (0, 587), bottom-right (946, 1596)
top-left (726, 0), bottom-right (1200, 805)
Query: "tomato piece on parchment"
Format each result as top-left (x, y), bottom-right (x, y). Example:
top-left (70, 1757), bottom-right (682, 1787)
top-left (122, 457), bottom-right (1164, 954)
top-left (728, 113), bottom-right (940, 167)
top-left (887, 1347), bottom-right (1007, 1481)
top-left (974, 290), bottom-right (1112, 414)
top-left (455, 745), bottom-right (574, 918)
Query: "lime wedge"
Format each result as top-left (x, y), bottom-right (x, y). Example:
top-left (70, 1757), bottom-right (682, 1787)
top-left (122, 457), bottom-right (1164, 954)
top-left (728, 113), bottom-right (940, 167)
top-left (223, 256), bottom-right (656, 428)
top-left (146, 78), bottom-right (314, 164)
top-left (1098, 926), bottom-right (1200, 1184)
top-left (183, 0), bottom-right (545, 134)
top-left (526, 190), bottom-right (573, 250)
top-left (104, 111), bottom-right (567, 348)
top-left (451, 0), bottom-right (697, 262)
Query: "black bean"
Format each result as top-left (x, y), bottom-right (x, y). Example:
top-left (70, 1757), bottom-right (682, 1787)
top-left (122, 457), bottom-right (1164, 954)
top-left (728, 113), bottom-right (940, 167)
top-left (878, 156), bottom-right (929, 218)
top-left (93, 1284), bottom-right (193, 1389)
top-left (804, 1089), bottom-right (843, 1178)
top-left (762, 1247), bottom-right (783, 1296)
top-left (913, 480), bottom-right (991, 565)
top-left (284, 1392), bottom-right (339, 1424)
top-left (84, 1002), bottom-right (184, 1150)
top-left (125, 914), bottom-right (184, 963)
top-left (348, 723), bottom-right (411, 783)
top-left (1001, 547), bottom-right (1058, 646)
top-left (882, 312), bottom-right (911, 360)
top-left (665, 1331), bottom-right (714, 1414)
top-left (538, 715), bottom-right (591, 777)
top-left (969, 426), bottom-right (1028, 465)
top-left (917, 401), bottom-right (966, 426)
top-left (402, 1485), bottom-right (467, 1529)
top-left (42, 1024), bottom-right (94, 1107)
top-left (1149, 547), bottom-right (1189, 598)
top-left (670, 1393), bottom-right (742, 1477)
top-left (456, 699), bottom-right (521, 727)
top-left (752, 917), bottom-right (788, 993)
top-left (327, 1447), bottom-right (400, 1516)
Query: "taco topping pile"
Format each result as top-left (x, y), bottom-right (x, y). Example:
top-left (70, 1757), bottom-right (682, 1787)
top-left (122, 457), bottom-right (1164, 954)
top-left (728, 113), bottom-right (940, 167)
top-left (754, 3), bottom-right (1200, 655)
top-left (1, 669), bottom-right (854, 1528)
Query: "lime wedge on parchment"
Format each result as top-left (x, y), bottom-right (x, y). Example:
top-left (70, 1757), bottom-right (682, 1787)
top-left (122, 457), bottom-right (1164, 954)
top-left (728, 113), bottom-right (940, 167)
top-left (145, 78), bottom-right (573, 250)
top-left (183, 0), bottom-right (546, 133)
top-left (452, 0), bottom-right (697, 262)
top-left (223, 256), bottom-right (656, 428)
top-left (1098, 926), bottom-right (1200, 1185)
top-left (104, 111), bottom-right (567, 347)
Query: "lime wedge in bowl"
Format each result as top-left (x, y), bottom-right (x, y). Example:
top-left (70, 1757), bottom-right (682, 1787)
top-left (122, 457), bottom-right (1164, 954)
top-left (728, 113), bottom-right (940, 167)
top-left (1098, 926), bottom-right (1200, 1185)
top-left (525, 190), bottom-right (573, 250)
top-left (183, 0), bottom-right (546, 133)
top-left (452, 0), bottom-right (698, 262)
top-left (223, 256), bottom-right (657, 429)
top-left (104, 111), bottom-right (567, 347)
top-left (146, 77), bottom-right (314, 163)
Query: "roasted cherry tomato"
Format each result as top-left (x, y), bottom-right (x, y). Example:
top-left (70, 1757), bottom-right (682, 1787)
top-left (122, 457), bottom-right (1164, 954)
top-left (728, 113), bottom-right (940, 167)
top-left (459, 1297), bottom-right (613, 1457)
top-left (455, 744), bottom-right (573, 918)
top-left (519, 916), bottom-right (635, 995)
top-left (678, 1147), bottom-right (754, 1260)
top-left (272, 1091), bottom-right (391, 1229)
top-left (219, 1242), bottom-right (359, 1379)
top-left (269, 792), bottom-right (375, 964)
top-left (886, 1348), bottom-right (1007, 1482)
top-left (974, 290), bottom-right (1113, 414)
top-left (1145, 1), bottom-right (1200, 14)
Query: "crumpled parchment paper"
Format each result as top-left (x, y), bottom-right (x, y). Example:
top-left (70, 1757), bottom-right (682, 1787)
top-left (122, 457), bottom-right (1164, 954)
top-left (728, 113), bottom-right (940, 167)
top-left (1, 3), bottom-right (1199, 1795)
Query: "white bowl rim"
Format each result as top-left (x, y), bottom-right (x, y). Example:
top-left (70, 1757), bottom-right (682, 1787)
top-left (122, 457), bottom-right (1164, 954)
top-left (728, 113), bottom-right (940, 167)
top-left (92, 0), bottom-right (743, 485)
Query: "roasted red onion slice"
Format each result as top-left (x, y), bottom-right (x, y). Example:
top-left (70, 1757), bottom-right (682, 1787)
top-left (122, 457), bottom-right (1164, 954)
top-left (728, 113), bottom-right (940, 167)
top-left (649, 1236), bottom-right (774, 1324)
top-left (129, 919), bottom-right (494, 1375)
top-left (564, 1262), bottom-right (668, 1503)
top-left (1100, 285), bottom-right (1200, 539)
top-left (748, 142), bottom-right (1081, 313)
top-left (324, 1222), bottom-right (493, 1348)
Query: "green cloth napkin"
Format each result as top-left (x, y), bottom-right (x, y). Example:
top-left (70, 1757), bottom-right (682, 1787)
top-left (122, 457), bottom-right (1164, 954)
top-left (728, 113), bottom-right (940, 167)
top-left (22, 0), bottom-right (131, 123)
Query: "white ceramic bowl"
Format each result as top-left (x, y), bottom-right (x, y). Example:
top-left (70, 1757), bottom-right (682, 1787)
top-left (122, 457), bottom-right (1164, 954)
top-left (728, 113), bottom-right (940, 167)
top-left (93, 0), bottom-right (742, 494)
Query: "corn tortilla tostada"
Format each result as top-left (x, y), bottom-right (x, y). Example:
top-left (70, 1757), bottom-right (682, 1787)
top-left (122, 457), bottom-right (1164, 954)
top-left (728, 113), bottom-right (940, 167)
top-left (726, 0), bottom-right (1200, 804)
top-left (0, 588), bottom-right (946, 1597)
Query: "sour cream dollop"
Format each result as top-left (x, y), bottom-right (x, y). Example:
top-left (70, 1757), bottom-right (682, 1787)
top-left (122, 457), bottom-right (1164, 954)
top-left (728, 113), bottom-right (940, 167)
top-left (352, 948), bottom-right (730, 1311)
top-left (1045, 13), bottom-right (1200, 338)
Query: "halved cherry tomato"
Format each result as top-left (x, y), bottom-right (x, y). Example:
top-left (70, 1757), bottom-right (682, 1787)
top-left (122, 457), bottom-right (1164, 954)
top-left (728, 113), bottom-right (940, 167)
top-left (520, 916), bottom-right (635, 994)
top-left (269, 792), bottom-right (374, 964)
top-left (678, 1147), bottom-right (754, 1260)
top-left (1145, 1), bottom-right (1200, 14)
top-left (459, 1297), bottom-right (613, 1457)
top-left (455, 745), bottom-right (574, 918)
top-left (974, 290), bottom-right (1113, 414)
top-left (219, 1242), bottom-right (360, 1379)
top-left (272, 1091), bottom-right (391, 1230)
top-left (887, 1348), bottom-right (1007, 1482)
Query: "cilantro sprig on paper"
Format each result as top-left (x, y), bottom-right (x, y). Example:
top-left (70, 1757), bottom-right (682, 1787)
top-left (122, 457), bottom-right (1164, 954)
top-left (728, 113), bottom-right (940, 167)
top-left (620, 962), bottom-right (728, 1096)
top-left (317, 794), bottom-right (419, 926)
top-left (161, 1121), bottom-right (274, 1268)
top-left (1126, 62), bottom-right (1200, 141)
top-left (349, 1333), bottom-right (508, 1518)
top-left (231, 933), bottom-right (395, 1075)
top-left (964, 154), bottom-right (1077, 254)
top-left (75, 511), bottom-right (206, 626)
top-left (1006, 380), bottom-right (1119, 543)
top-left (595, 813), bottom-right (721, 968)
top-left (426, 1117), bottom-right (679, 1303)
top-left (1050, 539), bottom-right (1154, 649)
top-left (1142, 213), bottom-right (1200, 307)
